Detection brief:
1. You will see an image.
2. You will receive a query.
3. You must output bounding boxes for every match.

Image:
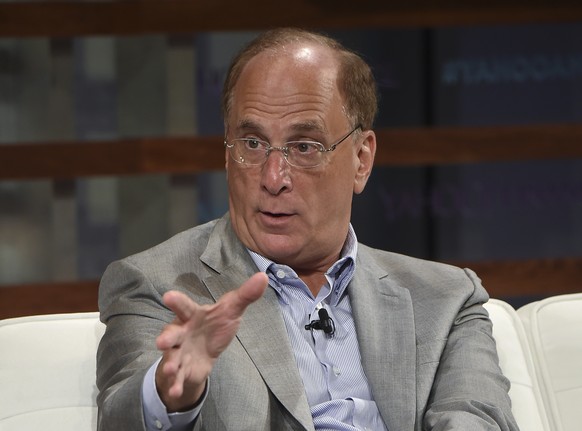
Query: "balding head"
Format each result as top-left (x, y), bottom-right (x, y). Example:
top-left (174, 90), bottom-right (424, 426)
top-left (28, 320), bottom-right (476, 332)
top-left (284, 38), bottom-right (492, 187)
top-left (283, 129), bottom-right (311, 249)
top-left (221, 28), bottom-right (378, 131)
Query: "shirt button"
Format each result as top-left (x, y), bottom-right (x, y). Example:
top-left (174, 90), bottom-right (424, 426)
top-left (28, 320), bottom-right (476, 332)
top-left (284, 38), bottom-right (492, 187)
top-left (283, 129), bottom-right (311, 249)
top-left (333, 366), bottom-right (341, 376)
top-left (155, 419), bottom-right (163, 429)
top-left (276, 269), bottom-right (286, 279)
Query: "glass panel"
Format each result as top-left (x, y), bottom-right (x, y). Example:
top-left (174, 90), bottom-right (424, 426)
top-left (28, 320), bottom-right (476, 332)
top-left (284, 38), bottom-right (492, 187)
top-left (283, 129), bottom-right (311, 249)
top-left (0, 33), bottom-right (234, 285)
top-left (432, 22), bottom-right (582, 261)
top-left (1, 25), bottom-right (581, 287)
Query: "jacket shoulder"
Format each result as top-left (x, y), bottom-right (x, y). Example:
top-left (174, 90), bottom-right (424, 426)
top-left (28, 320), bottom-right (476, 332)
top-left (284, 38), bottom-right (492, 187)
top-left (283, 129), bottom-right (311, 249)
top-left (124, 218), bottom-right (218, 267)
top-left (358, 243), bottom-right (472, 282)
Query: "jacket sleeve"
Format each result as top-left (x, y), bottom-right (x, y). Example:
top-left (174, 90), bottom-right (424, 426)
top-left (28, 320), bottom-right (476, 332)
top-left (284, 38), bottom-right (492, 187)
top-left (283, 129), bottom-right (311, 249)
top-left (96, 258), bottom-right (175, 431)
top-left (422, 268), bottom-right (520, 431)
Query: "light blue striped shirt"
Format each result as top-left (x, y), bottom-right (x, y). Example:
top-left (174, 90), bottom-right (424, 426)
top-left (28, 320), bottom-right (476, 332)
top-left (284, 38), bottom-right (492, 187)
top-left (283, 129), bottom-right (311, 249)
top-left (142, 226), bottom-right (388, 430)
top-left (248, 225), bottom-right (388, 431)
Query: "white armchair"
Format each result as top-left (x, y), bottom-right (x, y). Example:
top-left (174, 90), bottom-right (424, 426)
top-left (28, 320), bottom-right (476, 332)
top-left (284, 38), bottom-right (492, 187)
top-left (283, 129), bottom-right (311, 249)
top-left (518, 293), bottom-right (582, 431)
top-left (2, 294), bottom-right (580, 431)
top-left (484, 299), bottom-right (552, 431)
top-left (0, 312), bottom-right (104, 431)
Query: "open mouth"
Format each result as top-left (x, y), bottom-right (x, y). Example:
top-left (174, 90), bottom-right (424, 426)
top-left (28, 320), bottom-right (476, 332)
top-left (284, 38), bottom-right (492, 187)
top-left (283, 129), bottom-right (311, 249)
top-left (260, 211), bottom-right (294, 222)
top-left (264, 212), bottom-right (288, 218)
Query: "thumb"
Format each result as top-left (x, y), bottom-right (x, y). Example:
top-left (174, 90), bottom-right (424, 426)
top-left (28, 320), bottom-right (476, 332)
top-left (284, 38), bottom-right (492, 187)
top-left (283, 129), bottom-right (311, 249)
top-left (229, 272), bottom-right (268, 314)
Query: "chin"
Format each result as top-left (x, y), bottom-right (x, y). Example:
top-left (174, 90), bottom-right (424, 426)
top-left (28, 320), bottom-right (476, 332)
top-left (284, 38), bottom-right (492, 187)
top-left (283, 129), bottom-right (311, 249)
top-left (255, 236), bottom-right (301, 262)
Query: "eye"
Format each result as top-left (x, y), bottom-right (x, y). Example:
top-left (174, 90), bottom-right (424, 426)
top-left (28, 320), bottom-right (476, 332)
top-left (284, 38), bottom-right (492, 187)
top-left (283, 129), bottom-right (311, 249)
top-left (244, 138), bottom-right (263, 150)
top-left (290, 142), bottom-right (319, 154)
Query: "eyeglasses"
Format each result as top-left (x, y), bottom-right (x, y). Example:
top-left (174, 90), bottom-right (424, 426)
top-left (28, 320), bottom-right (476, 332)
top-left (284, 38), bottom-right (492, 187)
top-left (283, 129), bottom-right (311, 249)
top-left (224, 125), bottom-right (361, 169)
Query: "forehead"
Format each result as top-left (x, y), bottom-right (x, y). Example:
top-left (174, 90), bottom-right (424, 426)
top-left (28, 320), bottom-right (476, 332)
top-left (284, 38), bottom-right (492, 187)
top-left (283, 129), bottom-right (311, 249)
top-left (228, 43), bottom-right (346, 130)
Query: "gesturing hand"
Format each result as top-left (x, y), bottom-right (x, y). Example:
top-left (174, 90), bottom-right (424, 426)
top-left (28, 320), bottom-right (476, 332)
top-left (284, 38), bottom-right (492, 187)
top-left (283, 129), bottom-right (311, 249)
top-left (155, 272), bottom-right (268, 412)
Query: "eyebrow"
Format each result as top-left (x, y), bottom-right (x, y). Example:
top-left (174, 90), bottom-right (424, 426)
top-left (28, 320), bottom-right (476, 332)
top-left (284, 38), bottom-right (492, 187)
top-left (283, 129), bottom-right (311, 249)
top-left (235, 119), bottom-right (327, 135)
top-left (236, 119), bottom-right (263, 134)
top-left (289, 121), bottom-right (326, 134)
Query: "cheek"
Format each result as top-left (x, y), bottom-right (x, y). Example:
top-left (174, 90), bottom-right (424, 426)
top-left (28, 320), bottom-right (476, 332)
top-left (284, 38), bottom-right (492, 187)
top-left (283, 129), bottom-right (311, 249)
top-left (311, 173), bottom-right (353, 211)
top-left (228, 167), bottom-right (258, 204)
top-left (227, 167), bottom-right (244, 201)
top-left (326, 159), bottom-right (358, 194)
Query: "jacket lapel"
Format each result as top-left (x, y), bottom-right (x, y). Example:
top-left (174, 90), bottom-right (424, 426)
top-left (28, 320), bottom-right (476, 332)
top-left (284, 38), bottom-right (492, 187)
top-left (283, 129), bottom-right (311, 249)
top-left (199, 216), bottom-right (417, 430)
top-left (200, 216), bottom-right (314, 431)
top-left (349, 252), bottom-right (417, 431)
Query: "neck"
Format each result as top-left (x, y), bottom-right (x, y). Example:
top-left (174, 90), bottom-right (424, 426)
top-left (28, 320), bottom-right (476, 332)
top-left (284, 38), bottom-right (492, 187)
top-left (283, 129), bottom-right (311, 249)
top-left (295, 269), bottom-right (329, 297)
top-left (294, 247), bottom-right (344, 297)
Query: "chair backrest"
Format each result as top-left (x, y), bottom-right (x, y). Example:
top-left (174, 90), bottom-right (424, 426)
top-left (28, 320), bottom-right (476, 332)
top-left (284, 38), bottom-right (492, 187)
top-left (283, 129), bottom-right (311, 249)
top-left (484, 298), bottom-right (551, 431)
top-left (0, 312), bottom-right (105, 431)
top-left (518, 293), bottom-right (582, 431)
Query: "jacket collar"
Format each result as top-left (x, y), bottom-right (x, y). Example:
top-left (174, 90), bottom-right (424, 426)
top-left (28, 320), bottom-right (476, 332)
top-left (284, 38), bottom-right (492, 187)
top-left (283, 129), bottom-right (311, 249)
top-left (200, 214), bottom-right (315, 430)
top-left (350, 246), bottom-right (417, 431)
top-left (200, 214), bottom-right (416, 431)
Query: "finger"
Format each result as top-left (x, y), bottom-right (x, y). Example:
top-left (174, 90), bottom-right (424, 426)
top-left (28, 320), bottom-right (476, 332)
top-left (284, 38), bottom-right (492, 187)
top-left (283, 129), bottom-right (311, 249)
top-left (163, 290), bottom-right (197, 322)
top-left (161, 353), bottom-right (180, 377)
top-left (156, 351), bottom-right (185, 399)
top-left (169, 377), bottom-right (184, 399)
top-left (165, 356), bottom-right (185, 398)
top-left (156, 322), bottom-right (184, 350)
top-left (224, 272), bottom-right (268, 315)
top-left (240, 272), bottom-right (269, 303)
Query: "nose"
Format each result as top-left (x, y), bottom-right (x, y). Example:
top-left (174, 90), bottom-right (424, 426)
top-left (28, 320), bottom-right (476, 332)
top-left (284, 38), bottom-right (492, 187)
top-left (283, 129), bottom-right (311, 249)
top-left (261, 148), bottom-right (292, 195)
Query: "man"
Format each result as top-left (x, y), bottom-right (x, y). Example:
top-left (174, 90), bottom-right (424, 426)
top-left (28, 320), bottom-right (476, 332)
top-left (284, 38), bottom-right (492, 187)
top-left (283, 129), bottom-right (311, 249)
top-left (97, 28), bottom-right (519, 430)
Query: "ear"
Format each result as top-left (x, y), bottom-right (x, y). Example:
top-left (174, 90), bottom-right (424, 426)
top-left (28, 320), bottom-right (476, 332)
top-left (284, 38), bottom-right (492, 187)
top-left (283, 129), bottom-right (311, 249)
top-left (353, 130), bottom-right (376, 195)
top-left (224, 129), bottom-right (232, 173)
top-left (224, 125), bottom-right (231, 171)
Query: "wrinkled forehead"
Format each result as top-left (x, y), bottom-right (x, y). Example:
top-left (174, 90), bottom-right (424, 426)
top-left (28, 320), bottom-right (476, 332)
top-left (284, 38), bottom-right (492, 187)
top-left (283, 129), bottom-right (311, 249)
top-left (223, 42), bottom-right (350, 135)
top-left (231, 44), bottom-right (342, 106)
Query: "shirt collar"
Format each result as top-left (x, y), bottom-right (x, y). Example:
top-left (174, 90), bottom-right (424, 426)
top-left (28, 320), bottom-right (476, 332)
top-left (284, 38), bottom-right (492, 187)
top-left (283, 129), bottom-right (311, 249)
top-left (247, 224), bottom-right (358, 303)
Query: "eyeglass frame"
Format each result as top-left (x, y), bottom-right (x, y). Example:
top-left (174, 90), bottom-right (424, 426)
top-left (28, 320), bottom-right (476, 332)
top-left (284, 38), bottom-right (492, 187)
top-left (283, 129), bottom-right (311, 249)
top-left (224, 124), bottom-right (362, 169)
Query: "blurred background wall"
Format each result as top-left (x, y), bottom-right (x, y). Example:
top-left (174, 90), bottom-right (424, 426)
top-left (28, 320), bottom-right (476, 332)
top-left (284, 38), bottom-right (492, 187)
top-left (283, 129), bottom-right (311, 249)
top-left (1, 1), bottom-right (581, 317)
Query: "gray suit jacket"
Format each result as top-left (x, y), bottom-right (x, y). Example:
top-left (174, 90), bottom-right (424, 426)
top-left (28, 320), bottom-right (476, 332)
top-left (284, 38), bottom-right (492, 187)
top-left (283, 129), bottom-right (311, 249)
top-left (97, 214), bottom-right (518, 430)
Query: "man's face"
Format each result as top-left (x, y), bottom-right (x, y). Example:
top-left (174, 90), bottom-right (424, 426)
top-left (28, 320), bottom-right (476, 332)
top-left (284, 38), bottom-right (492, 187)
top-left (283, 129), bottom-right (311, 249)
top-left (225, 43), bottom-right (375, 273)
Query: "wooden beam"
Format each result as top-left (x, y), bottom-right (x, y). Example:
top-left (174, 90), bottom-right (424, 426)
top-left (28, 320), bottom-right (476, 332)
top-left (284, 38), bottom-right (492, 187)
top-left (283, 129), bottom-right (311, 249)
top-left (0, 280), bottom-right (99, 319)
top-left (373, 123), bottom-right (582, 166)
top-left (2, 124), bottom-right (582, 180)
top-left (1, 257), bottom-right (580, 318)
top-left (0, 135), bottom-right (226, 180)
top-left (448, 257), bottom-right (582, 299)
top-left (1, 1), bottom-right (582, 37)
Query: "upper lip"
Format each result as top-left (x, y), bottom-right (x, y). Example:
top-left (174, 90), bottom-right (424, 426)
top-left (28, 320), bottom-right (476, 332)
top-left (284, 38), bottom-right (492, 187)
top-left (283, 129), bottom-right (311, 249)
top-left (260, 209), bottom-right (293, 217)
